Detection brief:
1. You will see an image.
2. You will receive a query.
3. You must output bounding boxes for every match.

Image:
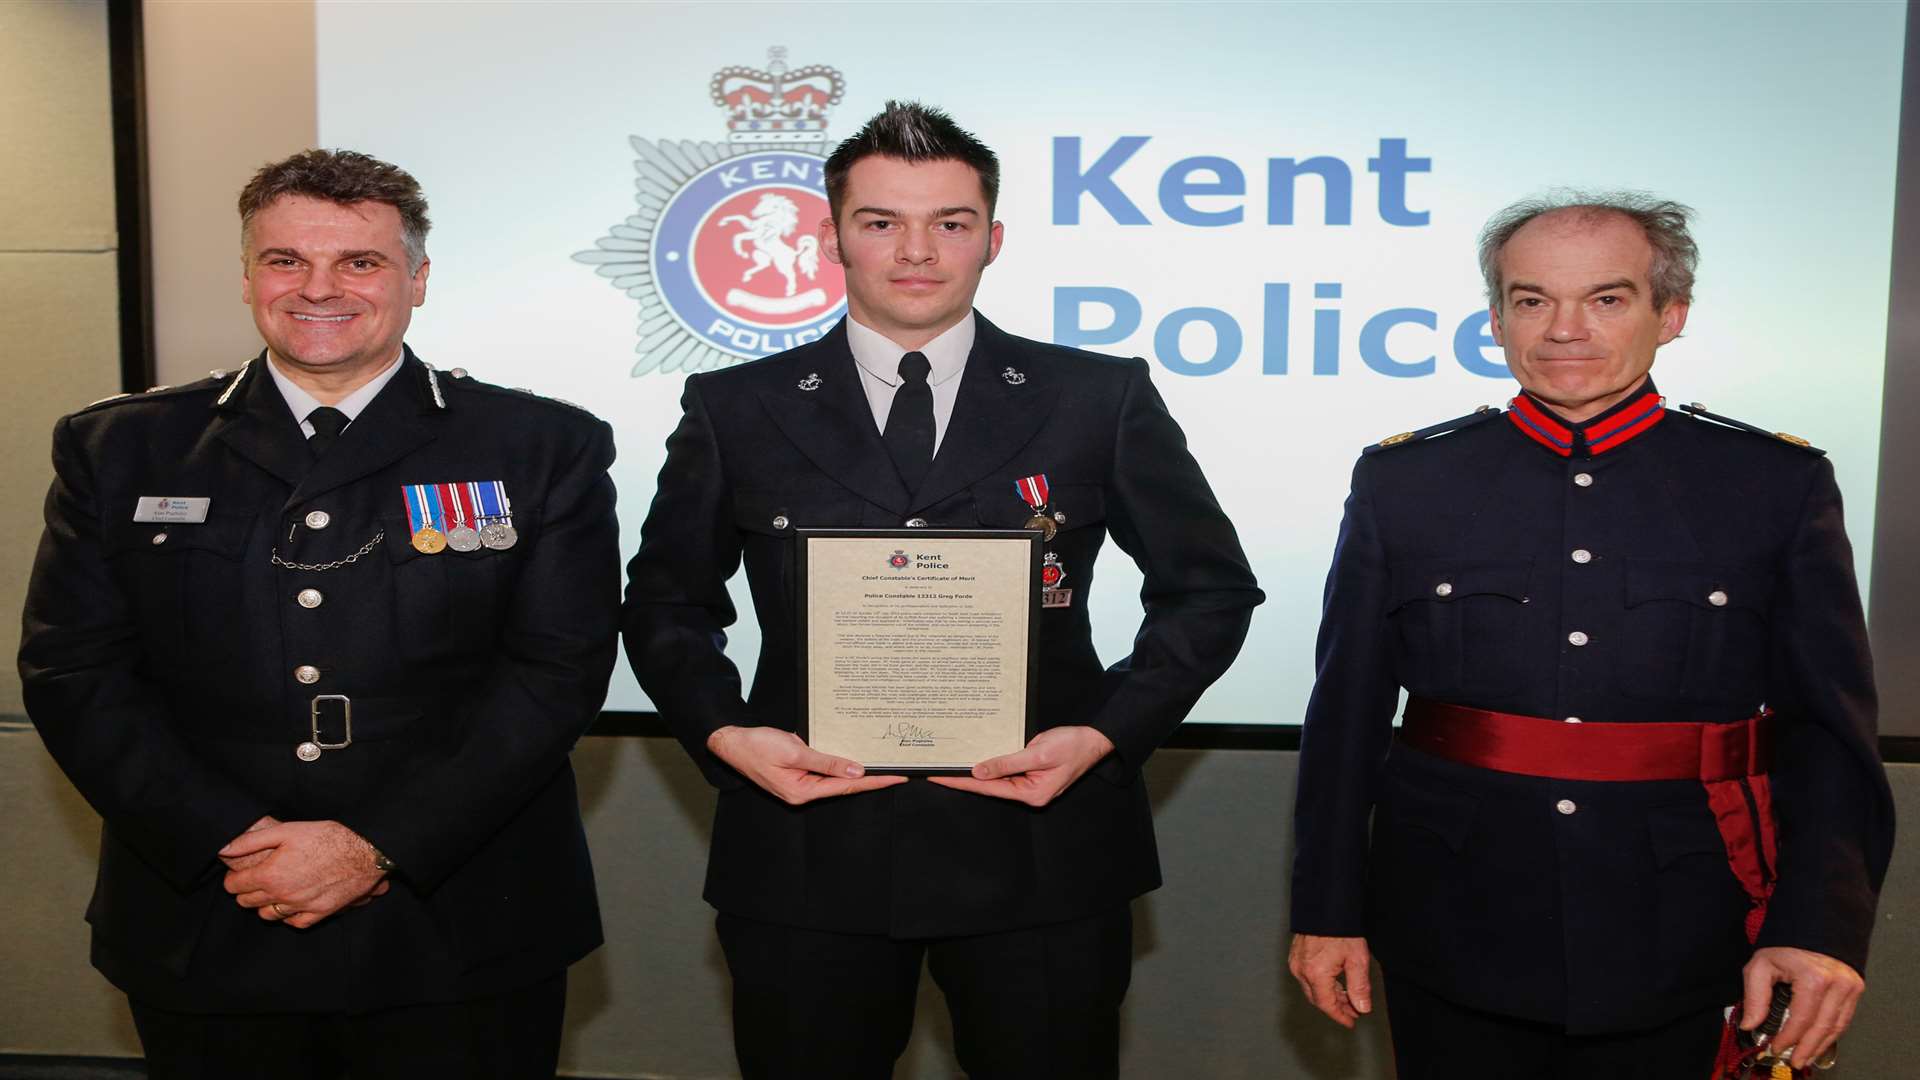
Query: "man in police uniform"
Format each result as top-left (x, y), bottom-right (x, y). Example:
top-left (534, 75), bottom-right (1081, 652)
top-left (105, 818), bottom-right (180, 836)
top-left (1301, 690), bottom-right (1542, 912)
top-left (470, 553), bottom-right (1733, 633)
top-left (1287, 195), bottom-right (1894, 1077)
top-left (19, 150), bottom-right (618, 1078)
top-left (624, 102), bottom-right (1262, 1079)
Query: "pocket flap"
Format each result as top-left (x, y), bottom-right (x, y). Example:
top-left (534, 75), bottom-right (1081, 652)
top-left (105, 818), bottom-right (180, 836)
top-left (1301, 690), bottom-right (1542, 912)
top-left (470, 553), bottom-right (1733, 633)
top-left (1624, 560), bottom-right (1765, 613)
top-left (1646, 802), bottom-right (1729, 868)
top-left (104, 512), bottom-right (254, 560)
top-left (972, 480), bottom-right (1106, 532)
top-left (1388, 558), bottom-right (1534, 611)
top-left (1385, 772), bottom-right (1480, 853)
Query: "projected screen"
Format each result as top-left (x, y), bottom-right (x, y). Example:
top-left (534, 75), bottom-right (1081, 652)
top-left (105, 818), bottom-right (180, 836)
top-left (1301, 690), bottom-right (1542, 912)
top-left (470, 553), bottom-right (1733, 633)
top-left (316, 1), bottom-right (1903, 723)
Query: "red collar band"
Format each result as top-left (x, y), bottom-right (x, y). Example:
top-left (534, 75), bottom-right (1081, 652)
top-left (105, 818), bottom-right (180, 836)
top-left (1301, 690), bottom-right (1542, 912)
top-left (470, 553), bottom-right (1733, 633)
top-left (1506, 391), bottom-right (1666, 457)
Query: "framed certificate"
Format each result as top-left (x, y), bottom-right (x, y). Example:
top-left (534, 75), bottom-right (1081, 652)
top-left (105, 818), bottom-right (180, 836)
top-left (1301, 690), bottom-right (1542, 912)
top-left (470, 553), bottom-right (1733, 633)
top-left (796, 529), bottom-right (1040, 772)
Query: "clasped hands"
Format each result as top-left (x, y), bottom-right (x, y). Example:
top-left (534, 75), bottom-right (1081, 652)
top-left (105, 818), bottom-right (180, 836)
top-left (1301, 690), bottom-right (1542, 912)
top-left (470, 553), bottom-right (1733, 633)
top-left (706, 724), bottom-right (1115, 807)
top-left (219, 815), bottom-right (390, 930)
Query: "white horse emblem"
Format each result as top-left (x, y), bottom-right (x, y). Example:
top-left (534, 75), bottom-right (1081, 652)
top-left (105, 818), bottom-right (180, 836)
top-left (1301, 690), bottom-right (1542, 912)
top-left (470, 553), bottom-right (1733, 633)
top-left (717, 194), bottom-right (828, 315)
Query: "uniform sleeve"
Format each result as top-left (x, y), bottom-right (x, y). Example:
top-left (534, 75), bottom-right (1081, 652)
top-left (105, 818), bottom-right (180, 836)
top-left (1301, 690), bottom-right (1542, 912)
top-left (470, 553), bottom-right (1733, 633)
top-left (339, 419), bottom-right (622, 890)
top-left (620, 376), bottom-right (756, 790)
top-left (1290, 456), bottom-right (1402, 936)
top-left (18, 415), bottom-right (273, 893)
top-left (1752, 457), bottom-right (1894, 972)
top-left (1086, 358), bottom-right (1264, 775)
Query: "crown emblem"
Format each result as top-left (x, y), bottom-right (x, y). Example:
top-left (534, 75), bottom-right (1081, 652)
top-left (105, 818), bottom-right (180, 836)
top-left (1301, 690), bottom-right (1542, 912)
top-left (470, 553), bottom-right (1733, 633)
top-left (710, 47), bottom-right (846, 147)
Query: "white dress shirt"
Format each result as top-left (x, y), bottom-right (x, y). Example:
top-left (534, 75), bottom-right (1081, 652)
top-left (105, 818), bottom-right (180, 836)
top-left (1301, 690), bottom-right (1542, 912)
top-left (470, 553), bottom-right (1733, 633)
top-left (267, 350), bottom-right (406, 438)
top-left (845, 313), bottom-right (974, 455)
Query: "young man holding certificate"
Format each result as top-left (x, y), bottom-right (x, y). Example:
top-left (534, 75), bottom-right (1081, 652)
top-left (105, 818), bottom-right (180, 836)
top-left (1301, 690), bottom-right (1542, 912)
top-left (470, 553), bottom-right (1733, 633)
top-left (623, 101), bottom-right (1263, 1079)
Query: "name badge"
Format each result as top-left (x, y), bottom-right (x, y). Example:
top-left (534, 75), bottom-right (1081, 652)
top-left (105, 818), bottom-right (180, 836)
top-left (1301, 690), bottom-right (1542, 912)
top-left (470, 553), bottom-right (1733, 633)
top-left (133, 496), bottom-right (210, 523)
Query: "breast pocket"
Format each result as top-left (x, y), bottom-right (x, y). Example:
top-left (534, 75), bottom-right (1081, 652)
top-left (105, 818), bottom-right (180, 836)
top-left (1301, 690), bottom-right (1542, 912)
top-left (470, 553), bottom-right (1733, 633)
top-left (385, 510), bottom-right (530, 664)
top-left (104, 512), bottom-right (257, 662)
top-left (1386, 558), bottom-right (1535, 696)
top-left (1620, 560), bottom-right (1769, 705)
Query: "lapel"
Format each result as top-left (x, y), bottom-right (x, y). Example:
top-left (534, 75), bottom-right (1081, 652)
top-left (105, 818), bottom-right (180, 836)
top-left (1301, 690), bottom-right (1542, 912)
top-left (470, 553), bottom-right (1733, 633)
top-left (755, 322), bottom-right (912, 515)
top-left (210, 347), bottom-right (446, 512)
top-left (288, 347), bottom-right (445, 510)
top-left (210, 350), bottom-right (312, 490)
top-left (907, 314), bottom-right (1058, 515)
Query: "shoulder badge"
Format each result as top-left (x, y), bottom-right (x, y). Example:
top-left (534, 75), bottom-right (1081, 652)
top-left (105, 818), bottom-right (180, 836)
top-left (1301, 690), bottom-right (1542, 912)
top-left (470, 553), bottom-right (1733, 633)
top-left (1678, 402), bottom-right (1826, 456)
top-left (1363, 405), bottom-right (1502, 455)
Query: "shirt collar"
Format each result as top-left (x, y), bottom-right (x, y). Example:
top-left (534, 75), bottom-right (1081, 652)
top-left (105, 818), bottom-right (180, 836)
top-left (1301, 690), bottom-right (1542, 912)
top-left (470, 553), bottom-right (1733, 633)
top-left (1507, 376), bottom-right (1666, 458)
top-left (846, 312), bottom-right (975, 388)
top-left (266, 350), bottom-right (406, 426)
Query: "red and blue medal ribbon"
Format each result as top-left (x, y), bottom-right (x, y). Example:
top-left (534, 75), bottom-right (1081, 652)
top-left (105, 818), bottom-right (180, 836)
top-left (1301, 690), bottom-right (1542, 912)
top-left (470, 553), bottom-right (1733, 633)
top-left (403, 483), bottom-right (446, 535)
top-left (1014, 474), bottom-right (1050, 512)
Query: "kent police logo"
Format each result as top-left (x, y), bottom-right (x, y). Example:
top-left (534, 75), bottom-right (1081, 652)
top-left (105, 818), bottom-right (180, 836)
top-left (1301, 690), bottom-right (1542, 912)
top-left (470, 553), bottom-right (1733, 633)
top-left (574, 48), bottom-right (848, 376)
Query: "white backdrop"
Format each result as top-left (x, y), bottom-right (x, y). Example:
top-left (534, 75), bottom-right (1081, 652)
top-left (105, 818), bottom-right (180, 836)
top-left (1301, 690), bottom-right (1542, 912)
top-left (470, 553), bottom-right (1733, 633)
top-left (316, 1), bottom-right (1904, 722)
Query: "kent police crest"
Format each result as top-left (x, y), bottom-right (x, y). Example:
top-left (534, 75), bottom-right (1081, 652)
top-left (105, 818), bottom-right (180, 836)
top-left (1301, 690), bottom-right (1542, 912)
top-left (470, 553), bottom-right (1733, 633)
top-left (574, 48), bottom-right (848, 376)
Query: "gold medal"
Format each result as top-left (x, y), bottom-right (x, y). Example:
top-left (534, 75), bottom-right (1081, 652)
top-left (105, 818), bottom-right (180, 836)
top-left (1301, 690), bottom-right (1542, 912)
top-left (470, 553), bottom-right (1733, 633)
top-left (411, 526), bottom-right (447, 554)
top-left (1023, 513), bottom-right (1058, 542)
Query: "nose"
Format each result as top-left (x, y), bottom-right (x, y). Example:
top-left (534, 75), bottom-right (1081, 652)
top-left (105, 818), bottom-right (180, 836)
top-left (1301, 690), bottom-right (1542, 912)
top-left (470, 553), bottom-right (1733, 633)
top-left (1546, 303), bottom-right (1588, 343)
top-left (298, 263), bottom-right (342, 303)
top-left (896, 222), bottom-right (936, 264)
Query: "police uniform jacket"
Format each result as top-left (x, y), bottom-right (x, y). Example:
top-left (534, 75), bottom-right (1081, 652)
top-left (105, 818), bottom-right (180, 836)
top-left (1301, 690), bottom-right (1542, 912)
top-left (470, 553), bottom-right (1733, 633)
top-left (19, 349), bottom-right (618, 1012)
top-left (623, 315), bottom-right (1263, 938)
top-left (1290, 380), bottom-right (1895, 1034)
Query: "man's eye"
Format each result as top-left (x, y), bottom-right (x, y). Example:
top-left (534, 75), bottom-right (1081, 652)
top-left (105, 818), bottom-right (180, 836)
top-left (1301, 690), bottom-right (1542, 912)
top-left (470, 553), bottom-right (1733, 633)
top-left (1515, 297), bottom-right (1543, 309)
top-left (938, 221), bottom-right (964, 232)
top-left (1594, 295), bottom-right (1622, 307)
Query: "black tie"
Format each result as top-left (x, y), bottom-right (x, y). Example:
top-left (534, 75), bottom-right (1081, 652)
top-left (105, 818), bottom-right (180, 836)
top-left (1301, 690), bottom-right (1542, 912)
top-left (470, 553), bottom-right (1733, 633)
top-left (883, 352), bottom-right (935, 492)
top-left (307, 406), bottom-right (350, 459)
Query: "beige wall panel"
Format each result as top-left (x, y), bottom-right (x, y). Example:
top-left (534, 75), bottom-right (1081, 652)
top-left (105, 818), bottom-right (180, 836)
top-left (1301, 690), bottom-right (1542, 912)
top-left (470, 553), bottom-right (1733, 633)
top-left (0, 1), bottom-right (116, 252)
top-left (0, 251), bottom-right (122, 716)
top-left (145, 0), bottom-right (317, 383)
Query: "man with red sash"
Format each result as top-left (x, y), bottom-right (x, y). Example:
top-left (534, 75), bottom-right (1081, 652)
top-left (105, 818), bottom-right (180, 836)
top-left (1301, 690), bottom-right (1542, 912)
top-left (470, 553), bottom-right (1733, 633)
top-left (1287, 194), bottom-right (1894, 1077)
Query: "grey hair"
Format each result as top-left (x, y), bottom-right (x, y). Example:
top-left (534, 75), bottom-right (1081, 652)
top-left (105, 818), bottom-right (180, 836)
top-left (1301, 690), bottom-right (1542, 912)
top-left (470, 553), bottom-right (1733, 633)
top-left (239, 149), bottom-right (431, 272)
top-left (1478, 191), bottom-right (1698, 309)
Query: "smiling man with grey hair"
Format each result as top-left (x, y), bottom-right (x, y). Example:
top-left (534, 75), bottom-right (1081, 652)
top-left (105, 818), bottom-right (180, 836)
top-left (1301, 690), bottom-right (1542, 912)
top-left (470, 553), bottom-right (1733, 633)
top-left (1288, 192), bottom-right (1892, 1078)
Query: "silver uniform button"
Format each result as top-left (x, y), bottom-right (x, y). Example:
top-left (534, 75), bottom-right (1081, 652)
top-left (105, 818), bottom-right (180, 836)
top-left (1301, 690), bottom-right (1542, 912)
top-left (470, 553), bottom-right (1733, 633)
top-left (150, 532), bottom-right (168, 545)
top-left (1573, 472), bottom-right (1594, 487)
top-left (1053, 510), bottom-right (1067, 525)
top-left (1571, 549), bottom-right (1593, 564)
top-left (296, 741), bottom-right (323, 762)
top-left (1434, 582), bottom-right (1453, 597)
top-left (294, 664), bottom-right (321, 684)
top-left (904, 517), bottom-right (928, 528)
top-left (1565, 716), bottom-right (1583, 724)
top-left (1556, 799), bottom-right (1578, 815)
top-left (771, 515), bottom-right (790, 530)
top-left (297, 588), bottom-right (324, 609)
top-left (449, 367), bottom-right (470, 379)
top-left (1568, 631), bottom-right (1590, 647)
top-left (305, 510), bottom-right (332, 530)
top-left (1707, 590), bottom-right (1729, 607)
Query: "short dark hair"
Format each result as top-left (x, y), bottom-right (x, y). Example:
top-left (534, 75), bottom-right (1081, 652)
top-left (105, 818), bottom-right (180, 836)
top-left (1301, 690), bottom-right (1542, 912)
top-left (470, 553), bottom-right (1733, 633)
top-left (238, 149), bottom-right (431, 270)
top-left (1479, 191), bottom-right (1698, 310)
top-left (825, 101), bottom-right (1000, 221)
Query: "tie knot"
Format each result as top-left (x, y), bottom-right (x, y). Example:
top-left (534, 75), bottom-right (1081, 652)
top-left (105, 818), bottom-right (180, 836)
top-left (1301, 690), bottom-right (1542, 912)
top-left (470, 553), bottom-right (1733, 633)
top-left (898, 351), bottom-right (931, 385)
top-left (307, 406), bottom-right (350, 440)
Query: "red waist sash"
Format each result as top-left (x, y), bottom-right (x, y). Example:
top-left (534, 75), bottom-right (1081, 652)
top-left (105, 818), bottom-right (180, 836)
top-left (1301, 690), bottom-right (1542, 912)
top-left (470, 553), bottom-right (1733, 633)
top-left (1399, 697), bottom-right (1771, 783)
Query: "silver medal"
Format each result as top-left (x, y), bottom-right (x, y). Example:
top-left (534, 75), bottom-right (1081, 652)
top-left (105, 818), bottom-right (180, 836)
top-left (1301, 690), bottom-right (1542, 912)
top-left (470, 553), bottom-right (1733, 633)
top-left (446, 525), bottom-right (482, 552)
top-left (480, 522), bottom-right (518, 550)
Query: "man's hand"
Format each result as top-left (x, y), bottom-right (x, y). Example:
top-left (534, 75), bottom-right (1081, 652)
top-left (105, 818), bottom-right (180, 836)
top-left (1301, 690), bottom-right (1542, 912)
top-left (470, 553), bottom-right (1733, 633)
top-left (1741, 946), bottom-right (1864, 1069)
top-left (708, 726), bottom-right (908, 805)
top-left (927, 726), bottom-right (1113, 808)
top-left (220, 821), bottom-right (391, 930)
top-left (1289, 933), bottom-right (1375, 1029)
top-left (219, 815), bottom-right (282, 873)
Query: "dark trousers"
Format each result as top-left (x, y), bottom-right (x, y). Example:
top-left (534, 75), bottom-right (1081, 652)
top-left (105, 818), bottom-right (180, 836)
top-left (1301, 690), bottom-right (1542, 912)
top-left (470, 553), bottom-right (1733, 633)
top-left (127, 972), bottom-right (567, 1080)
top-left (717, 906), bottom-right (1134, 1080)
top-left (1385, 971), bottom-right (1726, 1080)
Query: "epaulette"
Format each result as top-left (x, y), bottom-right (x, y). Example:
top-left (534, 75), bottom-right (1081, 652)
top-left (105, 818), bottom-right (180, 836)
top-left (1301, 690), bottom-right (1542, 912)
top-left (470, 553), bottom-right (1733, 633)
top-left (76, 373), bottom-right (227, 413)
top-left (444, 367), bottom-right (600, 419)
top-left (1363, 405), bottom-right (1502, 455)
top-left (1678, 402), bottom-right (1825, 456)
